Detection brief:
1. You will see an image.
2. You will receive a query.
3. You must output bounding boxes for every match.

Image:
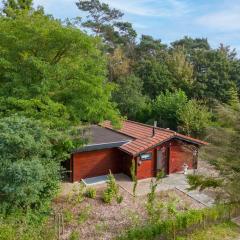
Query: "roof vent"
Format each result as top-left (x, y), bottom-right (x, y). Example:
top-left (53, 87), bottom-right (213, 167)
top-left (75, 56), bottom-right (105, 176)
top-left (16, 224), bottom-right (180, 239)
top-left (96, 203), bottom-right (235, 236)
top-left (152, 121), bottom-right (157, 137)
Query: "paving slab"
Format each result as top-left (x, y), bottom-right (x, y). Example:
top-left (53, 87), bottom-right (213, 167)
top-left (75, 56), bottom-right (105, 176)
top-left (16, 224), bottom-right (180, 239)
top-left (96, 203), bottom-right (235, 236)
top-left (60, 172), bottom-right (215, 207)
top-left (232, 217), bottom-right (240, 226)
top-left (115, 172), bottom-right (215, 207)
top-left (176, 187), bottom-right (214, 207)
top-left (82, 175), bottom-right (108, 186)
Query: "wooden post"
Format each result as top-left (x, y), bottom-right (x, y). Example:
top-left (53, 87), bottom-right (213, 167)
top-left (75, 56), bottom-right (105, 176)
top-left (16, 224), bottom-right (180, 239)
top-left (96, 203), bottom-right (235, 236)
top-left (203, 215), bottom-right (206, 229)
top-left (173, 223), bottom-right (176, 240)
top-left (228, 206), bottom-right (232, 220)
top-left (58, 213), bottom-right (61, 240)
top-left (62, 214), bottom-right (64, 234)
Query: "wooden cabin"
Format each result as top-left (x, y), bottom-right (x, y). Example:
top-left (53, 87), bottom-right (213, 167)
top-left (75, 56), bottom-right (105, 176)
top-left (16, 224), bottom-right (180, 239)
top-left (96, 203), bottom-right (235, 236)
top-left (69, 120), bottom-right (207, 182)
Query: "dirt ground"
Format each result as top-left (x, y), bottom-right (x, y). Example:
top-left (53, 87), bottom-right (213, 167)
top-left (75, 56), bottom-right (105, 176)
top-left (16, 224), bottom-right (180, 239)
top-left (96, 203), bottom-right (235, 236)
top-left (197, 159), bottom-right (219, 177)
top-left (53, 185), bottom-right (203, 240)
top-left (51, 159), bottom-right (220, 240)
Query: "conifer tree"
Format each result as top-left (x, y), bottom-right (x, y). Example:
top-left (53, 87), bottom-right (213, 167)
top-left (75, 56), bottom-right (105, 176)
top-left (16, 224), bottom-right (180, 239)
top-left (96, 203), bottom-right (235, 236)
top-left (227, 84), bottom-right (240, 110)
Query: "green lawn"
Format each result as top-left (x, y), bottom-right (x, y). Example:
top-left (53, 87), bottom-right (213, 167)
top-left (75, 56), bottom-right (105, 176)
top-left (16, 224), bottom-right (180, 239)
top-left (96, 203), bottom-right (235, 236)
top-left (177, 222), bottom-right (240, 240)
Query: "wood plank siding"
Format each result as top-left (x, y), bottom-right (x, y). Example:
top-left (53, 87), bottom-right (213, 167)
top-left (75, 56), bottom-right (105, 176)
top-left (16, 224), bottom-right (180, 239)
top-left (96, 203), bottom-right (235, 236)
top-left (135, 140), bottom-right (197, 179)
top-left (71, 148), bottom-right (131, 182)
top-left (70, 139), bottom-right (197, 182)
top-left (136, 149), bottom-right (155, 179)
top-left (169, 140), bottom-right (195, 173)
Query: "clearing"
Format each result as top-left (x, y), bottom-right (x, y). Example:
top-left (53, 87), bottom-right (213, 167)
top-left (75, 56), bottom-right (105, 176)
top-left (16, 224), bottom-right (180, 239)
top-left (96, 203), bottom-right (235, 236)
top-left (53, 186), bottom-right (203, 240)
top-left (52, 160), bottom-right (235, 240)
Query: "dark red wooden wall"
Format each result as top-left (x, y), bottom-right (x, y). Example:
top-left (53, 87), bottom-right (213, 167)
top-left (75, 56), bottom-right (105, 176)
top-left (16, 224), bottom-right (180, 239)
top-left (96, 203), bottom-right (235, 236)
top-left (135, 140), bottom-right (197, 179)
top-left (136, 148), bottom-right (155, 179)
top-left (70, 140), bottom-right (198, 182)
top-left (169, 140), bottom-right (194, 173)
top-left (71, 148), bottom-right (131, 182)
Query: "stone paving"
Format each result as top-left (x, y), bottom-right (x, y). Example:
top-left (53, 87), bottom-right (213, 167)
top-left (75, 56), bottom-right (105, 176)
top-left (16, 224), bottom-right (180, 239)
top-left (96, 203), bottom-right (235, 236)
top-left (232, 216), bottom-right (240, 227)
top-left (115, 172), bottom-right (214, 207)
top-left (61, 171), bottom-right (215, 207)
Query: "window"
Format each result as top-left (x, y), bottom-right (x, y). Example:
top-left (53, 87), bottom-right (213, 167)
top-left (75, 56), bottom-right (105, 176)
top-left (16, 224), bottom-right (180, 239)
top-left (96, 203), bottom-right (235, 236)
top-left (140, 153), bottom-right (152, 161)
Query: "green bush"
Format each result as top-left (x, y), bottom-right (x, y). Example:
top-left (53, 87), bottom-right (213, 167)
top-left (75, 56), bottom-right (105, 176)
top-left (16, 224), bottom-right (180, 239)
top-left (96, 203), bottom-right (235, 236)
top-left (146, 171), bottom-right (165, 219)
top-left (0, 223), bottom-right (16, 240)
top-left (130, 159), bottom-right (138, 198)
top-left (102, 189), bottom-right (114, 204)
top-left (85, 187), bottom-right (97, 199)
top-left (107, 171), bottom-right (119, 196)
top-left (0, 116), bottom-right (61, 211)
top-left (68, 183), bottom-right (86, 204)
top-left (0, 210), bottom-right (55, 240)
top-left (102, 171), bottom-right (119, 204)
top-left (116, 195), bottom-right (124, 204)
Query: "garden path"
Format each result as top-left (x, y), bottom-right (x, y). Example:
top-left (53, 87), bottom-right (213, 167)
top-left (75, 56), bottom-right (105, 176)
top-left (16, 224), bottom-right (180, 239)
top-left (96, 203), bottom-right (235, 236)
top-left (115, 172), bottom-right (214, 207)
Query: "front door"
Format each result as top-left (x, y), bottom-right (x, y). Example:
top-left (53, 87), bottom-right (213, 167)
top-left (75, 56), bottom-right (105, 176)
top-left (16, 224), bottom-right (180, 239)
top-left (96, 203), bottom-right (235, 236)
top-left (156, 148), bottom-right (168, 175)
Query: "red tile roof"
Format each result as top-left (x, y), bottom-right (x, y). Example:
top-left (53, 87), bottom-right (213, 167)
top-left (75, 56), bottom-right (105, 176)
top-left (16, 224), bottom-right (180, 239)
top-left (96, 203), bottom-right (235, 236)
top-left (101, 120), bottom-right (207, 156)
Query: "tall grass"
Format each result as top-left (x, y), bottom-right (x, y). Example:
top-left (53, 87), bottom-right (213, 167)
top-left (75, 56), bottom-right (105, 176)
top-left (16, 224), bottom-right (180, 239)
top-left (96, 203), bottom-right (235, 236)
top-left (117, 203), bottom-right (240, 240)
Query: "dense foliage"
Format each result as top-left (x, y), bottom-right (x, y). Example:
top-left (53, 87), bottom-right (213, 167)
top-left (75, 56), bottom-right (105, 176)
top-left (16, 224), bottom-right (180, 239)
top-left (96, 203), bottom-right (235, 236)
top-left (0, 0), bottom-right (120, 217)
top-left (0, 116), bottom-right (62, 211)
top-left (78, 3), bottom-right (240, 209)
top-left (187, 105), bottom-right (240, 202)
top-left (0, 9), bottom-right (120, 124)
top-left (152, 90), bottom-right (211, 136)
top-left (0, 0), bottom-right (240, 239)
top-left (78, 0), bottom-right (240, 135)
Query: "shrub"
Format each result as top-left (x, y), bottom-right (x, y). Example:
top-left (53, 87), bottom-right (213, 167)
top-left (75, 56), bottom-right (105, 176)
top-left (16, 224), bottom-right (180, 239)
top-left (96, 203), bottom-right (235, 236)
top-left (130, 160), bottom-right (138, 198)
top-left (85, 187), bottom-right (97, 199)
top-left (0, 116), bottom-right (60, 211)
top-left (68, 183), bottom-right (86, 204)
top-left (177, 99), bottom-right (212, 136)
top-left (146, 171), bottom-right (164, 218)
top-left (0, 223), bottom-right (16, 240)
top-left (0, 210), bottom-right (55, 240)
top-left (102, 189), bottom-right (114, 204)
top-left (102, 171), bottom-right (119, 204)
top-left (116, 195), bottom-right (124, 204)
top-left (106, 171), bottom-right (119, 196)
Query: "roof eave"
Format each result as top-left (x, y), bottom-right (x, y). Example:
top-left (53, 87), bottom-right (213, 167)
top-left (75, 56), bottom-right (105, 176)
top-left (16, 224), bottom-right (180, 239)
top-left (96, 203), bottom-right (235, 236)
top-left (74, 140), bottom-right (131, 153)
top-left (120, 136), bottom-right (208, 157)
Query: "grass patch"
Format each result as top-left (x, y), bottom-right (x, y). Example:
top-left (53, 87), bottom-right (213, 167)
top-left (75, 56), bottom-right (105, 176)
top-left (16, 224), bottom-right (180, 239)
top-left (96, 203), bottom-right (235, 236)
top-left (95, 221), bottom-right (109, 234)
top-left (177, 221), bottom-right (240, 240)
top-left (64, 209), bottom-right (74, 224)
top-left (77, 205), bottom-right (91, 224)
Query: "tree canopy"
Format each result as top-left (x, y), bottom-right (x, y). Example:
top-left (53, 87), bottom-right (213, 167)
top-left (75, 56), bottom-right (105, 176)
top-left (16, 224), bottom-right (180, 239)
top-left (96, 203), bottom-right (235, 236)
top-left (0, 10), bottom-right (120, 124)
top-left (188, 105), bottom-right (240, 202)
top-left (0, 116), bottom-right (60, 210)
top-left (0, 0), bottom-right (240, 223)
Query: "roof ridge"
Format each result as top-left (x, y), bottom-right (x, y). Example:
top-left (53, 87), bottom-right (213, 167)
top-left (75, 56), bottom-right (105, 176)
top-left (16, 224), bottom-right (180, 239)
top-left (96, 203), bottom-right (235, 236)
top-left (125, 120), bottom-right (176, 134)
